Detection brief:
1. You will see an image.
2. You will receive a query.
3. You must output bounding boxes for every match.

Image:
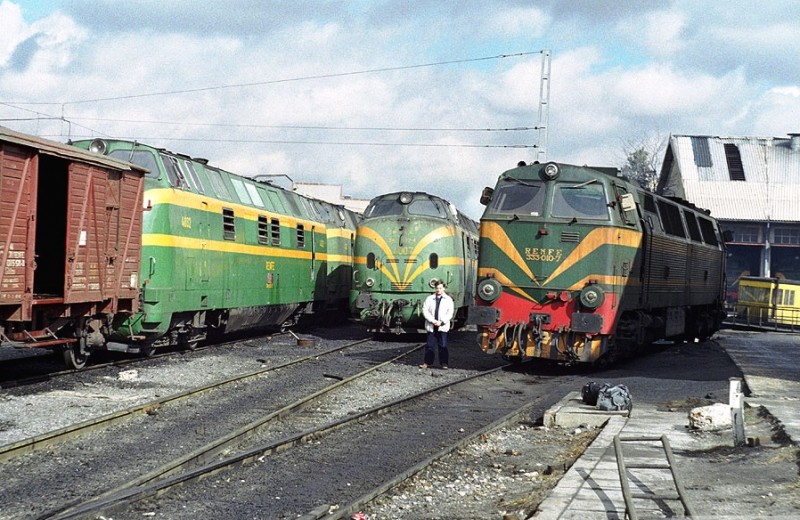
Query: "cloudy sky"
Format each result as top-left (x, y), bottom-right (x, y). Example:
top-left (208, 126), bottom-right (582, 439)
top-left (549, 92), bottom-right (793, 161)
top-left (1, 1), bottom-right (799, 218)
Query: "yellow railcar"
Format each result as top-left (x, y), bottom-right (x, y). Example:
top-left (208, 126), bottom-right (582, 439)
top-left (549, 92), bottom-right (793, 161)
top-left (737, 276), bottom-right (800, 327)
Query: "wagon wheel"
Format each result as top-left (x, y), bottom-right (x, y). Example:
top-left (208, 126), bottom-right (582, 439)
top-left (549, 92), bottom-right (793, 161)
top-left (695, 313), bottom-right (711, 342)
top-left (181, 338), bottom-right (199, 351)
top-left (63, 334), bottom-right (90, 370)
top-left (179, 326), bottom-right (199, 351)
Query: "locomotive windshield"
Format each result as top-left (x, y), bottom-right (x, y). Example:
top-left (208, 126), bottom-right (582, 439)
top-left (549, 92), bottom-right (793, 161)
top-left (365, 196), bottom-right (448, 219)
top-left (489, 178), bottom-right (546, 216)
top-left (365, 198), bottom-right (403, 217)
top-left (551, 182), bottom-right (609, 220)
top-left (408, 198), bottom-right (448, 218)
top-left (108, 149), bottom-right (160, 179)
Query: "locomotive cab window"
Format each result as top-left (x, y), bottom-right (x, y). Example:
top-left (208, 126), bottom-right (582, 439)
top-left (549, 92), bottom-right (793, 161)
top-left (489, 178), bottom-right (546, 216)
top-left (408, 198), bottom-right (448, 218)
top-left (365, 198), bottom-right (404, 217)
top-left (109, 149), bottom-right (160, 179)
top-left (551, 182), bottom-right (609, 220)
top-left (181, 160), bottom-right (205, 194)
top-left (162, 156), bottom-right (187, 189)
top-left (642, 193), bottom-right (664, 233)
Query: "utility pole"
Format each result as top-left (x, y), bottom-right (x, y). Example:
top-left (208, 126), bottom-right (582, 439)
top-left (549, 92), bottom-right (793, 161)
top-left (536, 49), bottom-right (551, 163)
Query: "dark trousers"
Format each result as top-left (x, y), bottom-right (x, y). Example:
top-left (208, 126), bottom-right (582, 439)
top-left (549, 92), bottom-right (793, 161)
top-left (424, 330), bottom-right (448, 366)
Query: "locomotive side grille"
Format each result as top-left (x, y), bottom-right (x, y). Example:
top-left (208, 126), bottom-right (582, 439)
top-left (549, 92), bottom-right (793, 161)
top-left (561, 231), bottom-right (581, 243)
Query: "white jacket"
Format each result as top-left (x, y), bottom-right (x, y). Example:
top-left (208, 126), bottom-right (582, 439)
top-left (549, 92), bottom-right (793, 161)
top-left (422, 292), bottom-right (455, 333)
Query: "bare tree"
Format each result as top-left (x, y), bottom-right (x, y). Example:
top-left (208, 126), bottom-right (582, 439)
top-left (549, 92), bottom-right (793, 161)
top-left (618, 133), bottom-right (667, 191)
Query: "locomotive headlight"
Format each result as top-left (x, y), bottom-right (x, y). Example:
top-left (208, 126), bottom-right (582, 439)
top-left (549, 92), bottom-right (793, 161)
top-left (88, 138), bottom-right (108, 155)
top-left (428, 278), bottom-right (440, 288)
top-left (365, 277), bottom-right (375, 288)
top-left (579, 285), bottom-right (604, 309)
top-left (542, 162), bottom-right (560, 180)
top-left (477, 278), bottom-right (502, 302)
top-left (399, 192), bottom-right (413, 204)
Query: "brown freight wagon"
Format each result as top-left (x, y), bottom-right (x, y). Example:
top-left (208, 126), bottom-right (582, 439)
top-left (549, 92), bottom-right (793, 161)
top-left (0, 126), bottom-right (146, 368)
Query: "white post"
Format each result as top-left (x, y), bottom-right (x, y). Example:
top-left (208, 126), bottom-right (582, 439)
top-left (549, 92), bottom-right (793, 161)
top-left (729, 377), bottom-right (745, 446)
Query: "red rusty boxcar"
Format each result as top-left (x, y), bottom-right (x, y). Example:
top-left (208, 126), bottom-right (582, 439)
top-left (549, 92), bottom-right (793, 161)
top-left (0, 126), bottom-right (146, 368)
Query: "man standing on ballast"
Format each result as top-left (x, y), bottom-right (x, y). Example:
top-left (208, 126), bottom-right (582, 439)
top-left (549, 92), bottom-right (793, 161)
top-left (420, 281), bottom-right (454, 369)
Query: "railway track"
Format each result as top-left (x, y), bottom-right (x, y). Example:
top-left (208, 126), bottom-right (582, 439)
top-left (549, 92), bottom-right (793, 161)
top-left (0, 332), bottom-right (287, 389)
top-left (4, 337), bottom-right (441, 520)
top-left (36, 361), bottom-right (573, 520)
top-left (0, 336), bottom-right (374, 463)
top-left (45, 363), bottom-right (512, 519)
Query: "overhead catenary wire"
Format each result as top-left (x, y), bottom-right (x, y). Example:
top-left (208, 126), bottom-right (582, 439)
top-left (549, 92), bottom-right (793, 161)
top-left (62, 117), bottom-right (541, 132)
top-left (0, 50), bottom-right (544, 147)
top-left (41, 134), bottom-right (538, 149)
top-left (4, 51), bottom-right (541, 106)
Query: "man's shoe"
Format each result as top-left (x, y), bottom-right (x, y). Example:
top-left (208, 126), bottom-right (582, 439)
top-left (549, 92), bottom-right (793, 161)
top-left (419, 363), bottom-right (429, 369)
top-left (441, 365), bottom-right (448, 370)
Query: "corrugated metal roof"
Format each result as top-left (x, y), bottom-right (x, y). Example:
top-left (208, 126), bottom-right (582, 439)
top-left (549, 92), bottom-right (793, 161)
top-left (0, 126), bottom-right (147, 173)
top-left (662, 135), bottom-right (800, 222)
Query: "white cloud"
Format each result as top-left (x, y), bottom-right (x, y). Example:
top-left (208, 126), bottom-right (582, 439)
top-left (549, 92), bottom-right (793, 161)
top-left (0, 1), bottom-right (28, 67)
top-left (638, 10), bottom-right (687, 57)
top-left (752, 86), bottom-right (800, 136)
top-left (483, 7), bottom-right (550, 38)
top-left (2, 1), bottom-right (800, 215)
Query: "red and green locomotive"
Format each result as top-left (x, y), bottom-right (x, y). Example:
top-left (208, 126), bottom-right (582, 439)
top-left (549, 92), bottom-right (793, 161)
top-left (468, 161), bottom-right (728, 364)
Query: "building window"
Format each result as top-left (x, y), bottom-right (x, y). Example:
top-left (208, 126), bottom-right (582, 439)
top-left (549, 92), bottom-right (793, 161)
top-left (773, 227), bottom-right (800, 245)
top-left (733, 226), bottom-right (760, 243)
top-left (691, 137), bottom-right (712, 168)
top-left (724, 143), bottom-right (745, 181)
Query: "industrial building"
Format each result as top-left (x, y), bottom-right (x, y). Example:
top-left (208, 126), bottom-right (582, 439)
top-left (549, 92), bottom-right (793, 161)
top-left (657, 134), bottom-right (800, 298)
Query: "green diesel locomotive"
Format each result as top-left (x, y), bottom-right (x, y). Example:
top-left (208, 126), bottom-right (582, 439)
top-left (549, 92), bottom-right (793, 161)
top-left (468, 161), bottom-right (728, 364)
top-left (69, 138), bottom-right (358, 365)
top-left (351, 191), bottom-right (479, 333)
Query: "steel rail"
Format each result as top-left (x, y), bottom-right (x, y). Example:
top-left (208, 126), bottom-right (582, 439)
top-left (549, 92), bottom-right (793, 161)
top-left (304, 395), bottom-right (536, 520)
top-left (0, 333), bottom-right (271, 389)
top-left (43, 363), bottom-right (506, 520)
top-left (0, 337), bottom-right (370, 463)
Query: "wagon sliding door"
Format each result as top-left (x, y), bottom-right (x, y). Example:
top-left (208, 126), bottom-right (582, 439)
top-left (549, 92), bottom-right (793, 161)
top-left (0, 143), bottom-right (37, 321)
top-left (62, 161), bottom-right (142, 314)
top-left (33, 155), bottom-right (68, 297)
